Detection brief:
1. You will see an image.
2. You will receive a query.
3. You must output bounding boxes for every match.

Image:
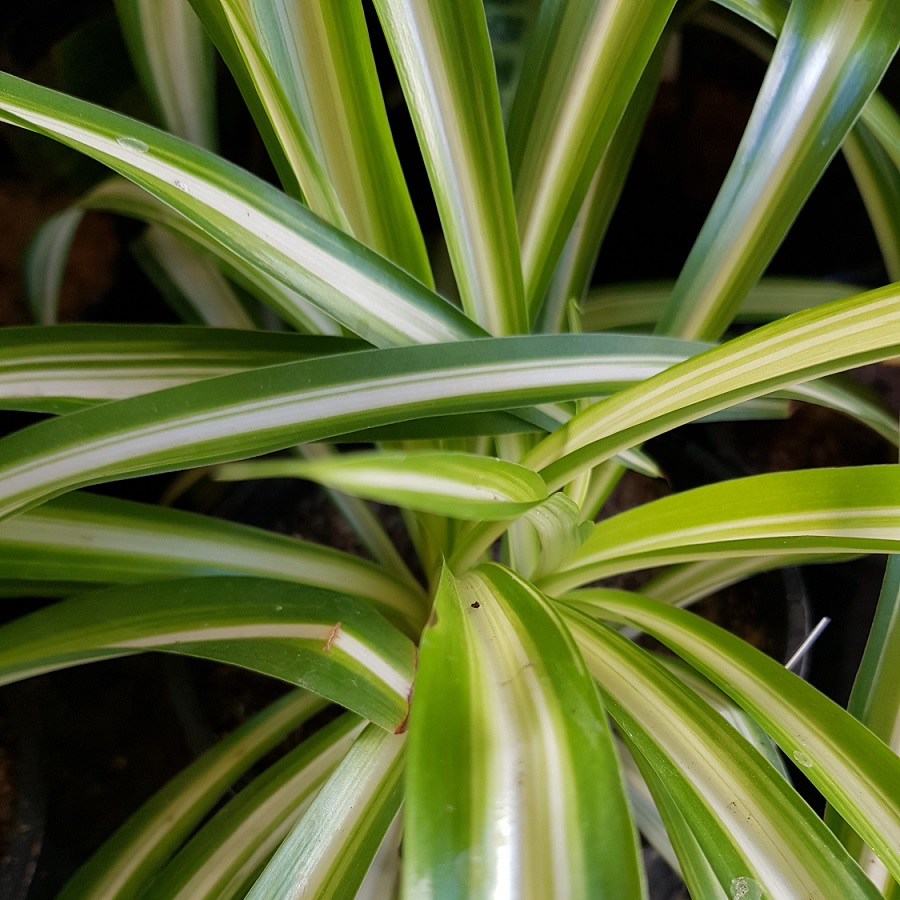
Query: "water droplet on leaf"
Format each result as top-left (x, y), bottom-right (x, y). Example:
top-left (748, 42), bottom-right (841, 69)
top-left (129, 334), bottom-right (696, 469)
top-left (730, 876), bottom-right (763, 899)
top-left (793, 750), bottom-right (814, 768)
top-left (116, 136), bottom-right (149, 153)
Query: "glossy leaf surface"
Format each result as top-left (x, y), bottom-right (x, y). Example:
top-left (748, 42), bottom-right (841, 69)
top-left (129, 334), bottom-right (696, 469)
top-left (566, 609), bottom-right (882, 899)
top-left (217, 450), bottom-right (549, 521)
top-left (567, 591), bottom-right (900, 883)
top-left (60, 690), bottom-right (327, 899)
top-left (404, 564), bottom-right (643, 899)
top-left (247, 724), bottom-right (406, 900)
top-left (0, 72), bottom-right (478, 348)
top-left (542, 466), bottom-right (900, 592)
top-left (0, 577), bottom-right (415, 731)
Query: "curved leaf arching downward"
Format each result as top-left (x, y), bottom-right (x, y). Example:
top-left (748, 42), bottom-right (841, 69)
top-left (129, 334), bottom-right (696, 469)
top-left (0, 576), bottom-right (416, 732)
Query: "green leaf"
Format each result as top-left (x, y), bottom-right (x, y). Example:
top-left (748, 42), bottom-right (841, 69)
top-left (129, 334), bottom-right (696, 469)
top-left (529, 285), bottom-right (900, 490)
top-left (581, 278), bottom-right (861, 331)
top-left (567, 590), bottom-right (900, 885)
top-left (131, 226), bottom-right (255, 328)
top-left (862, 91), bottom-right (900, 172)
top-left (0, 324), bottom-right (360, 413)
top-left (507, 0), bottom-right (677, 312)
top-left (0, 576), bottom-right (415, 732)
top-left (143, 712), bottom-right (365, 900)
top-left (619, 735), bottom-right (727, 900)
top-left (59, 690), bottom-right (327, 899)
top-left (216, 450), bottom-right (549, 521)
top-left (404, 564), bottom-right (643, 899)
top-left (655, 0), bottom-right (900, 340)
top-left (374, 0), bottom-right (526, 334)
top-left (537, 36), bottom-right (664, 334)
top-left (114, 0), bottom-right (217, 148)
top-left (643, 554), bottom-right (852, 609)
top-left (484, 0), bottom-right (541, 122)
top-left (247, 724), bottom-right (406, 900)
top-left (702, 1), bottom-right (900, 285)
top-left (564, 607), bottom-right (883, 899)
top-left (541, 466), bottom-right (900, 593)
top-left (848, 554), bottom-right (900, 756)
top-left (0, 332), bottom-right (735, 519)
top-left (189, 0), bottom-right (431, 283)
top-left (842, 119), bottom-right (900, 283)
top-left (0, 72), bottom-right (480, 348)
top-left (0, 491), bottom-right (426, 632)
top-left (832, 555), bottom-right (900, 894)
top-left (23, 207), bottom-right (84, 325)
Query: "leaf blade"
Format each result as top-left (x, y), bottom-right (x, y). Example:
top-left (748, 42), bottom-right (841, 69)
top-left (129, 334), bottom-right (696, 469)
top-left (404, 564), bottom-right (644, 899)
top-left (216, 450), bottom-right (549, 521)
top-left (0, 71), bottom-right (479, 348)
top-left (0, 576), bottom-right (416, 732)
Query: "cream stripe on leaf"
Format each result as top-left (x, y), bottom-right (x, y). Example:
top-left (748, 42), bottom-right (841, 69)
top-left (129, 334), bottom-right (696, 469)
top-left (655, 0), bottom-right (900, 341)
top-left (564, 591), bottom-right (900, 885)
top-left (565, 609), bottom-right (883, 900)
top-left (404, 564), bottom-right (643, 899)
top-left (140, 712), bottom-right (365, 900)
top-left (507, 0), bottom-right (678, 313)
top-left (374, 0), bottom-right (526, 335)
top-left (529, 285), bottom-right (900, 490)
top-left (0, 332), bottom-right (749, 519)
top-left (216, 450), bottom-right (549, 521)
top-left (0, 324), bottom-right (360, 413)
top-left (0, 492), bottom-right (425, 634)
top-left (831, 556), bottom-right (900, 893)
top-left (59, 690), bottom-right (328, 899)
top-left (0, 576), bottom-right (415, 732)
top-left (246, 724), bottom-right (406, 900)
top-left (0, 72), bottom-right (478, 349)
top-left (540, 466), bottom-right (900, 594)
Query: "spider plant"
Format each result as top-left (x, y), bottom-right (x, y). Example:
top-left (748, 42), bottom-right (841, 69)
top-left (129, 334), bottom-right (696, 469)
top-left (0, 0), bottom-right (899, 897)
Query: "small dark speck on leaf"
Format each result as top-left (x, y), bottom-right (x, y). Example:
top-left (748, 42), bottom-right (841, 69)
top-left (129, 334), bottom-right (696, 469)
top-left (471, 602), bottom-right (480, 609)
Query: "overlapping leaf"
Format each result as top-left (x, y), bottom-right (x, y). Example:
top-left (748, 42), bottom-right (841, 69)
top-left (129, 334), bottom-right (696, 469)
top-left (528, 285), bottom-right (900, 489)
top-left (375, 0), bottom-right (526, 334)
top-left (567, 590), bottom-right (900, 884)
top-left (0, 492), bottom-right (426, 631)
top-left (541, 466), bottom-right (900, 593)
top-left (565, 608), bottom-right (883, 899)
top-left (217, 450), bottom-right (549, 521)
top-left (0, 333), bottom-right (736, 519)
top-left (247, 724), bottom-right (406, 900)
top-left (0, 576), bottom-right (416, 731)
top-left (0, 325), bottom-right (360, 413)
top-left (0, 72), bottom-right (479, 348)
top-left (507, 0), bottom-right (678, 312)
top-left (404, 564), bottom-right (643, 898)
top-left (655, 0), bottom-right (900, 339)
top-left (59, 690), bottom-right (327, 899)
top-left (142, 712), bottom-right (365, 900)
